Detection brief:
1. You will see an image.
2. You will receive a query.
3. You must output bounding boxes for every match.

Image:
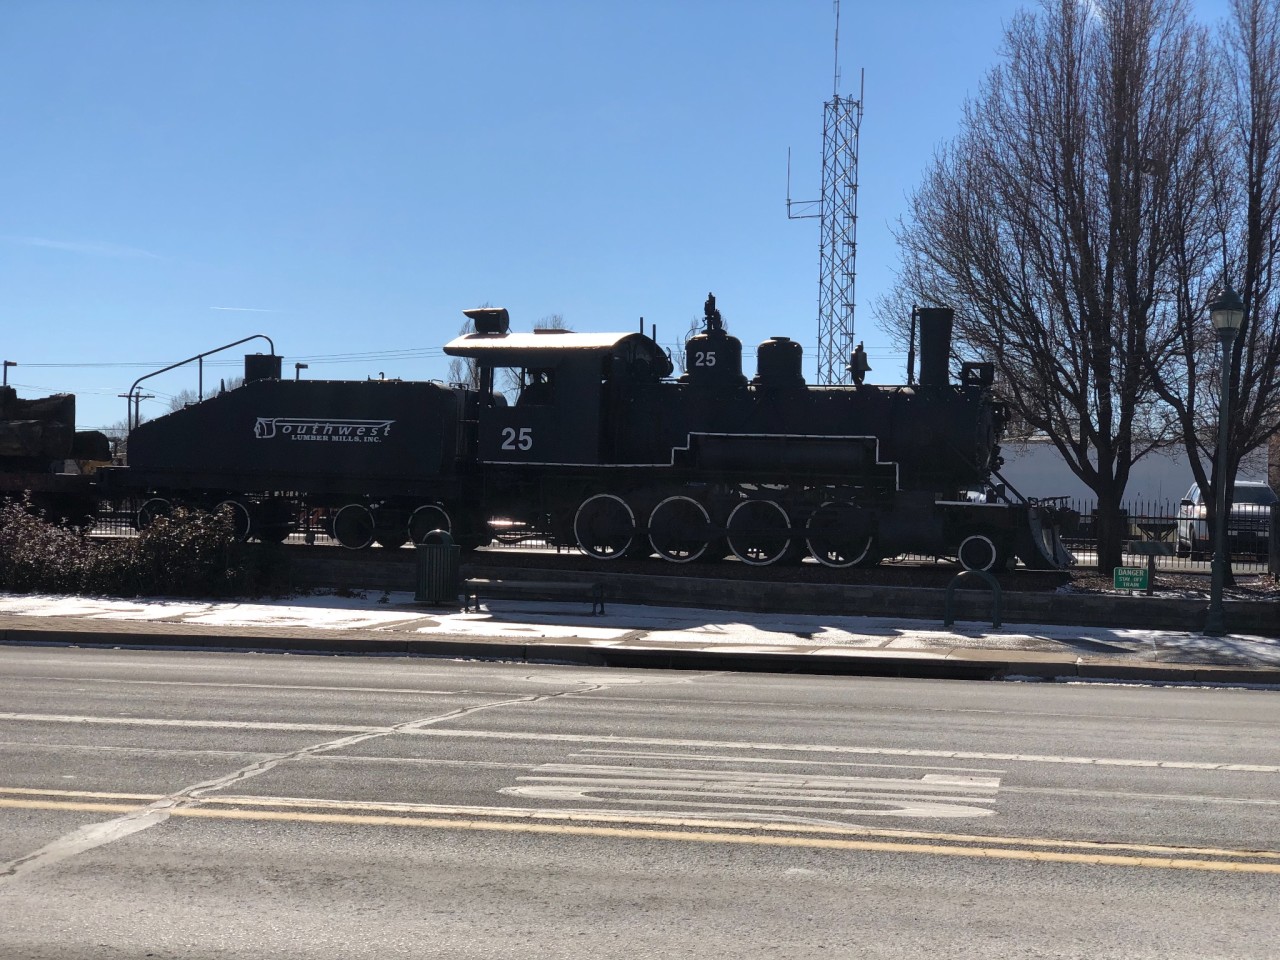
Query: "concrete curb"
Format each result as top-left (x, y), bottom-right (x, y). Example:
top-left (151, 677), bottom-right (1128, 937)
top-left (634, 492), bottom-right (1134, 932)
top-left (5, 622), bottom-right (1279, 685)
top-left (286, 552), bottom-right (1280, 637)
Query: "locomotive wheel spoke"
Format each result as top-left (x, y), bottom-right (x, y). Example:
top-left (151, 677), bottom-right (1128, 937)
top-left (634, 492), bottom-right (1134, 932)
top-left (648, 496), bottom-right (712, 563)
top-left (573, 493), bottom-right (636, 560)
top-left (805, 500), bottom-right (875, 568)
top-left (726, 499), bottom-right (792, 566)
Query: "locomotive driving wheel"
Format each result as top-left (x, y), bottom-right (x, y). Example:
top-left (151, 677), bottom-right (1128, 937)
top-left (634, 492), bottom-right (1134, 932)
top-left (725, 499), bottom-right (795, 566)
top-left (573, 493), bottom-right (637, 560)
top-left (647, 496), bottom-right (714, 563)
top-left (804, 500), bottom-right (878, 568)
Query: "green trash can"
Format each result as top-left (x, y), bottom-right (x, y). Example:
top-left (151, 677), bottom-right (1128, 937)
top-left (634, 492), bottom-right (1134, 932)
top-left (415, 529), bottom-right (460, 605)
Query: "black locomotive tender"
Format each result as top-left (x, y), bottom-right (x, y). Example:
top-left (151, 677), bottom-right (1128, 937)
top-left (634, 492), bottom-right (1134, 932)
top-left (6, 295), bottom-right (1075, 572)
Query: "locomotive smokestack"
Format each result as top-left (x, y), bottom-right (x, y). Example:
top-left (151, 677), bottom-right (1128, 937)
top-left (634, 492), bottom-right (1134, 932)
top-left (917, 307), bottom-right (953, 388)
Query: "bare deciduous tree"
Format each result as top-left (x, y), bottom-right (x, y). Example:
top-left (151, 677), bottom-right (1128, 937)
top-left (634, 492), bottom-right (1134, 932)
top-left (884, 0), bottom-right (1216, 570)
top-left (1152, 0), bottom-right (1280, 584)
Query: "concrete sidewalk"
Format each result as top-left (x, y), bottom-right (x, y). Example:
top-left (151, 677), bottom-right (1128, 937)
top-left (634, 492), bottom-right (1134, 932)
top-left (3, 590), bottom-right (1279, 684)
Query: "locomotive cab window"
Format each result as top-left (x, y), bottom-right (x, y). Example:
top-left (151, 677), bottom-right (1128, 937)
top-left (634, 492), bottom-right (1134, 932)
top-left (517, 368), bottom-right (555, 406)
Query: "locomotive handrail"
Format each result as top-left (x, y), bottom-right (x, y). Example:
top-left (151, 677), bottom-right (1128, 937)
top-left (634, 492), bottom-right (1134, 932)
top-left (124, 334), bottom-right (275, 430)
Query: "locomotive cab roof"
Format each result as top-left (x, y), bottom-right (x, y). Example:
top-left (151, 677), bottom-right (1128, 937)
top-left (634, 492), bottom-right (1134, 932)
top-left (443, 329), bottom-right (673, 379)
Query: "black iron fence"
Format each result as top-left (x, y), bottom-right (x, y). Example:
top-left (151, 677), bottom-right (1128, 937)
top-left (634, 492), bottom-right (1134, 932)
top-left (80, 496), bottom-right (1274, 571)
top-left (1058, 497), bottom-right (1273, 571)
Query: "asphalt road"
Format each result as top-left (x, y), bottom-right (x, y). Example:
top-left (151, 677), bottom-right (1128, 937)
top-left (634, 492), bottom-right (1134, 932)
top-left (1, 646), bottom-right (1278, 959)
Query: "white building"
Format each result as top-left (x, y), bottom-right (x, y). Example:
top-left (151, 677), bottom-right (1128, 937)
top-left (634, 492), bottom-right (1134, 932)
top-left (996, 438), bottom-right (1271, 512)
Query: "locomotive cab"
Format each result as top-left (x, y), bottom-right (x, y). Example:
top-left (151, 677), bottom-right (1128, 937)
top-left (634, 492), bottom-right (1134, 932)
top-left (443, 320), bottom-right (672, 465)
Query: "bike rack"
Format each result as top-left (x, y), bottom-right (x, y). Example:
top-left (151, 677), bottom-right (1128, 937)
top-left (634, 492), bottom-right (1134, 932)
top-left (943, 569), bottom-right (1002, 630)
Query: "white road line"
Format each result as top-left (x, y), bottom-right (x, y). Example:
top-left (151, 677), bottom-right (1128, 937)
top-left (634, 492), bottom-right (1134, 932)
top-left (501, 784), bottom-right (999, 818)
top-left (2, 676), bottom-right (465, 696)
top-left (0, 692), bottom-right (564, 888)
top-left (524, 763), bottom-right (1001, 792)
top-left (580, 748), bottom-right (1006, 774)
top-left (3, 712), bottom-right (1279, 773)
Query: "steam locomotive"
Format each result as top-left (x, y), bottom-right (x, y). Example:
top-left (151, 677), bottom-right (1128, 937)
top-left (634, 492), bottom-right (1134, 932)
top-left (3, 295), bottom-right (1075, 572)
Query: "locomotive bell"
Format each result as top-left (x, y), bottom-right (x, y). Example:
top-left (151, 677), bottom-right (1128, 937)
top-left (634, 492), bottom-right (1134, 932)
top-left (753, 337), bottom-right (805, 388)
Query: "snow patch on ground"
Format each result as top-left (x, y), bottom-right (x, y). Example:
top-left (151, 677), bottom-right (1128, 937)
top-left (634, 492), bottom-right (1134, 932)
top-left (2, 590), bottom-right (1278, 666)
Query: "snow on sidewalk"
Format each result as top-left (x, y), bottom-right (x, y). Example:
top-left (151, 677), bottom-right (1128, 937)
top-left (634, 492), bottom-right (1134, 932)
top-left (2, 590), bottom-right (1279, 666)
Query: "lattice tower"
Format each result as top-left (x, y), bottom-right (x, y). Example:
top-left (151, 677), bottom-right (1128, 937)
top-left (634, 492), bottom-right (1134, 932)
top-left (788, 2), bottom-right (863, 385)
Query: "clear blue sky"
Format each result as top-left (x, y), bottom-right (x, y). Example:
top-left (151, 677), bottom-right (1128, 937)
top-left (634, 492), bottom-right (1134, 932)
top-left (0, 0), bottom-right (1230, 431)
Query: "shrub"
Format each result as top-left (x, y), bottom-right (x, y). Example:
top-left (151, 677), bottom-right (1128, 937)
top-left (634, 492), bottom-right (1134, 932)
top-left (0, 499), bottom-right (288, 597)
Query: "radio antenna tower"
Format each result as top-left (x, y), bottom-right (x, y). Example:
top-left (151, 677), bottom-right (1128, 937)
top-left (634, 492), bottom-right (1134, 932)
top-left (787, 0), bottom-right (863, 385)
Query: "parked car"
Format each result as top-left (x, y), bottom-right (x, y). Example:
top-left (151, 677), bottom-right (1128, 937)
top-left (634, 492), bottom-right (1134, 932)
top-left (1176, 480), bottom-right (1277, 560)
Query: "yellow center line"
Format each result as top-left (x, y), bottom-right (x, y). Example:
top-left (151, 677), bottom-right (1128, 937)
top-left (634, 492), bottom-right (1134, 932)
top-left (4, 795), bottom-right (1278, 874)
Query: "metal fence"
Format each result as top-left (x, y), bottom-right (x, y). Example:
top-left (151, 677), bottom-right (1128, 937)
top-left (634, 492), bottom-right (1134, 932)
top-left (1057, 497), bottom-right (1273, 573)
top-left (83, 496), bottom-right (1273, 572)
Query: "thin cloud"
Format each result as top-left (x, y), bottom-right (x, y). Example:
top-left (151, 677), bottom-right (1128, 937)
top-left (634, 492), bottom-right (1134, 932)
top-left (209, 306), bottom-right (278, 313)
top-left (1, 235), bottom-right (163, 260)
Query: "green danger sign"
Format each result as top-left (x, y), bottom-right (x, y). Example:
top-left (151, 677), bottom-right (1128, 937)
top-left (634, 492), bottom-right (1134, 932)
top-left (1113, 566), bottom-right (1149, 591)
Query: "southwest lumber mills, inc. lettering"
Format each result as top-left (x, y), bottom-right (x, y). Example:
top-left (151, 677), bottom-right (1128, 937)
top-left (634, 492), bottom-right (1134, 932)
top-left (254, 418), bottom-right (394, 442)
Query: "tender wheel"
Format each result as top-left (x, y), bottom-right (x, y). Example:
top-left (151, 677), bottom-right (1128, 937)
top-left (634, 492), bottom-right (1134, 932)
top-left (573, 493), bottom-right (636, 560)
top-left (957, 532), bottom-right (1009, 572)
top-left (213, 499), bottom-right (253, 542)
top-left (408, 504), bottom-right (452, 544)
top-left (332, 503), bottom-right (375, 550)
top-left (726, 499), bottom-right (794, 566)
top-left (805, 500), bottom-right (876, 568)
top-left (648, 496), bottom-right (713, 563)
top-left (136, 498), bottom-right (172, 530)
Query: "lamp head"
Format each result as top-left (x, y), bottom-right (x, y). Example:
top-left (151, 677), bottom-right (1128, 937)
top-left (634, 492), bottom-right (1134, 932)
top-left (1209, 284), bottom-right (1245, 332)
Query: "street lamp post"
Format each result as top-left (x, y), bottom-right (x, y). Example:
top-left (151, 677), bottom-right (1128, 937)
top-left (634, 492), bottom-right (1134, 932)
top-left (2, 360), bottom-right (14, 387)
top-left (1204, 283), bottom-right (1245, 637)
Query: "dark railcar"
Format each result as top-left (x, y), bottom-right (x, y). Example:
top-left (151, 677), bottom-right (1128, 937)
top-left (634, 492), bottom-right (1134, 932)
top-left (113, 375), bottom-right (484, 548)
top-left (0, 385), bottom-right (109, 525)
